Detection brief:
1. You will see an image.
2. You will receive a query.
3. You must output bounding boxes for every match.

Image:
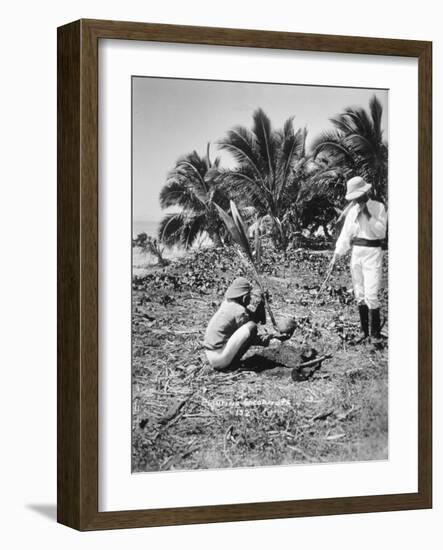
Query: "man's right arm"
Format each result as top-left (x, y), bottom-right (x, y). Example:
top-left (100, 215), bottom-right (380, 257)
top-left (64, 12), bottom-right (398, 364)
top-left (334, 209), bottom-right (358, 256)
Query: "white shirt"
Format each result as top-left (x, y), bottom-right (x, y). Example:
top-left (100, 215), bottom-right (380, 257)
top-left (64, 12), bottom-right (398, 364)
top-left (335, 199), bottom-right (387, 256)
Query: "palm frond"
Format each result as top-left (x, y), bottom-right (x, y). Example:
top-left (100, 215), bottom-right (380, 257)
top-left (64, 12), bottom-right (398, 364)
top-left (213, 203), bottom-right (243, 247)
top-left (174, 159), bottom-right (209, 195)
top-left (300, 125), bottom-right (307, 157)
top-left (181, 214), bottom-right (207, 248)
top-left (158, 212), bottom-right (185, 245)
top-left (329, 115), bottom-right (357, 136)
top-left (275, 127), bottom-right (304, 199)
top-left (158, 212), bottom-right (206, 248)
top-left (218, 126), bottom-right (260, 164)
top-left (217, 166), bottom-right (271, 209)
top-left (313, 140), bottom-right (353, 161)
top-left (344, 109), bottom-right (374, 141)
top-left (163, 149), bottom-right (216, 208)
top-left (310, 130), bottom-right (346, 156)
top-left (369, 95), bottom-right (383, 142)
top-left (159, 179), bottom-right (204, 211)
top-left (343, 133), bottom-right (375, 156)
top-left (230, 200), bottom-right (254, 263)
top-left (179, 150), bottom-right (209, 178)
top-left (252, 108), bottom-right (276, 178)
top-left (282, 116), bottom-right (295, 139)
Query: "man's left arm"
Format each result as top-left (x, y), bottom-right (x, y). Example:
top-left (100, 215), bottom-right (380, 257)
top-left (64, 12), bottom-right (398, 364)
top-left (366, 202), bottom-right (387, 238)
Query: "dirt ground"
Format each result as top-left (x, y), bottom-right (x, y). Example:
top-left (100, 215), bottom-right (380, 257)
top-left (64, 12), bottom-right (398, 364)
top-left (132, 244), bottom-right (388, 472)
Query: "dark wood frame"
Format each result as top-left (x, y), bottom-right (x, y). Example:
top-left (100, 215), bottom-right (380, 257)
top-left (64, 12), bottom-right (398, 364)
top-left (57, 19), bottom-right (432, 531)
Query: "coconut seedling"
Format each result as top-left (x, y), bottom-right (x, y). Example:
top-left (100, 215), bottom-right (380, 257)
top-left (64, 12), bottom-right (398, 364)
top-left (214, 200), bottom-right (283, 330)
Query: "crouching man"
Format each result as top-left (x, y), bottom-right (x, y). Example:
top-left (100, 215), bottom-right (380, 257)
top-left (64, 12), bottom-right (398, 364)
top-left (203, 277), bottom-right (278, 371)
top-left (330, 176), bottom-right (387, 344)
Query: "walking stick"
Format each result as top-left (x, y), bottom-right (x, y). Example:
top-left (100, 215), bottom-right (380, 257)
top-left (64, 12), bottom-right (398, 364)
top-left (295, 200), bottom-right (351, 344)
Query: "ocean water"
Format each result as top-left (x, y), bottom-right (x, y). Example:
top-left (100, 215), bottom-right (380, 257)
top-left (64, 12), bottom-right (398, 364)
top-left (133, 220), bottom-right (160, 239)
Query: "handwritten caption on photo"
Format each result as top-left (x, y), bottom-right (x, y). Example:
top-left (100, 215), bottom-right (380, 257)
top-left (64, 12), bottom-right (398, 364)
top-left (204, 397), bottom-right (291, 417)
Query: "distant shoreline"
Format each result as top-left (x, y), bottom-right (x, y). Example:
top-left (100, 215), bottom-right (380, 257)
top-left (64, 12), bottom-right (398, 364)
top-left (133, 219), bottom-right (160, 239)
top-left (132, 222), bottom-right (213, 275)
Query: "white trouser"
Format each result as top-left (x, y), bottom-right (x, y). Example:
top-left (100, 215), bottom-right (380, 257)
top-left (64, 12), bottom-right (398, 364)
top-left (350, 246), bottom-right (383, 309)
top-left (205, 321), bottom-right (255, 370)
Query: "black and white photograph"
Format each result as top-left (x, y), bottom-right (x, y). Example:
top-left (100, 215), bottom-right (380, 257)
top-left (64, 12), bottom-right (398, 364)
top-left (131, 76), bottom-right (389, 473)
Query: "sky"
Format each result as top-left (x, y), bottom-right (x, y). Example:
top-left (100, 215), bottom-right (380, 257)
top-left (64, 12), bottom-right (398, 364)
top-left (133, 77), bottom-right (388, 223)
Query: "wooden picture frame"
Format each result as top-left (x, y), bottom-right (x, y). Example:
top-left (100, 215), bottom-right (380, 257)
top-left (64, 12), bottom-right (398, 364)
top-left (57, 19), bottom-right (432, 530)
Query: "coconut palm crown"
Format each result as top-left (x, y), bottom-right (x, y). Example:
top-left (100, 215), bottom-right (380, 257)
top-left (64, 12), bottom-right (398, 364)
top-left (310, 95), bottom-right (388, 203)
top-left (158, 145), bottom-right (228, 248)
top-left (217, 108), bottom-right (307, 249)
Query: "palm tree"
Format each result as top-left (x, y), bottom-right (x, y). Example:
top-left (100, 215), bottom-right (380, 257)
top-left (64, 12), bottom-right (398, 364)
top-left (311, 95), bottom-right (388, 202)
top-left (158, 145), bottom-right (228, 248)
top-left (217, 108), bottom-right (306, 249)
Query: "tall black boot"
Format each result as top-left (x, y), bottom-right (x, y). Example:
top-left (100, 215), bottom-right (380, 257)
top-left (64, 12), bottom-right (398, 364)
top-left (358, 304), bottom-right (369, 339)
top-left (370, 308), bottom-right (382, 344)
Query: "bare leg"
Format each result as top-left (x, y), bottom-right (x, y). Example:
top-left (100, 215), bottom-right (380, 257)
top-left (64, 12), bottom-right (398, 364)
top-left (206, 322), bottom-right (258, 372)
top-left (228, 322), bottom-right (258, 368)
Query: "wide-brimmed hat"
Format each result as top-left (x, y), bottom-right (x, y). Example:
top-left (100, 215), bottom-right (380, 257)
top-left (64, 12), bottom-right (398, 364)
top-left (345, 176), bottom-right (372, 201)
top-left (225, 277), bottom-right (252, 299)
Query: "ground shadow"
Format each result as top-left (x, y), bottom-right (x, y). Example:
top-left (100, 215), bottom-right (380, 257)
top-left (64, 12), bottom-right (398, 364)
top-left (26, 504), bottom-right (57, 522)
top-left (238, 354), bottom-right (287, 373)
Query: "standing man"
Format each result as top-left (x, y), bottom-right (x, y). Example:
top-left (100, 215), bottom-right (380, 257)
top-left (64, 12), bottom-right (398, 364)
top-left (330, 176), bottom-right (387, 344)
